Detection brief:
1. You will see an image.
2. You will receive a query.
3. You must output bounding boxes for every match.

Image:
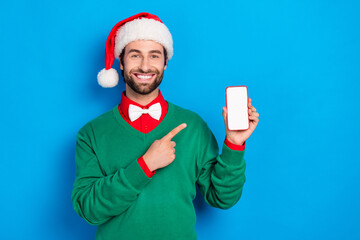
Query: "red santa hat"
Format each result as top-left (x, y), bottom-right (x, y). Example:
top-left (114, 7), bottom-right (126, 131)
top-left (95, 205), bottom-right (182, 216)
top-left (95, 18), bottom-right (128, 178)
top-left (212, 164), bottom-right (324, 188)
top-left (97, 12), bottom-right (173, 88)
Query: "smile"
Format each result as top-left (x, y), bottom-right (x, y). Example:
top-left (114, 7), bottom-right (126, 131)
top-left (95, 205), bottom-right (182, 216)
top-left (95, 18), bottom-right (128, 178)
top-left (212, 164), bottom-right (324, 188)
top-left (133, 73), bottom-right (155, 81)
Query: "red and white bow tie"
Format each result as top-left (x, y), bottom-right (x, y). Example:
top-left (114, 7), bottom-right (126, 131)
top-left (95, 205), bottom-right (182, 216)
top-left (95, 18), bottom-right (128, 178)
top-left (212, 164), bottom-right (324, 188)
top-left (128, 103), bottom-right (162, 122)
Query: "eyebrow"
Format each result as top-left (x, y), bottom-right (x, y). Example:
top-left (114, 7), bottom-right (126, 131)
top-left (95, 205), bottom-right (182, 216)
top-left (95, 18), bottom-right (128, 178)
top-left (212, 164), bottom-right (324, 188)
top-left (127, 49), bottom-right (141, 54)
top-left (149, 50), bottom-right (163, 55)
top-left (127, 49), bottom-right (163, 55)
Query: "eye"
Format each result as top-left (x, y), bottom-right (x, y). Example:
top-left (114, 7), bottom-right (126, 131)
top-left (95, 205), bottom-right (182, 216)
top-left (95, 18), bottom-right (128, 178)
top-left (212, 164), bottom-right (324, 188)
top-left (151, 55), bottom-right (160, 59)
top-left (131, 54), bottom-right (140, 58)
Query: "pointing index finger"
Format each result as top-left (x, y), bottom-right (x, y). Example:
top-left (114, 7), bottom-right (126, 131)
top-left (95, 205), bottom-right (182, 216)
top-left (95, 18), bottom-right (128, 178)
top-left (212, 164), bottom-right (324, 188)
top-left (163, 123), bottom-right (187, 141)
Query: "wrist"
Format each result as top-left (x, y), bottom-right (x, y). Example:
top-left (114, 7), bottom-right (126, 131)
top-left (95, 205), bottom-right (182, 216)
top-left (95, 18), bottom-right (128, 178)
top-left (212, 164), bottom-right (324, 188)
top-left (143, 154), bottom-right (156, 172)
top-left (138, 156), bottom-right (156, 178)
top-left (225, 136), bottom-right (245, 146)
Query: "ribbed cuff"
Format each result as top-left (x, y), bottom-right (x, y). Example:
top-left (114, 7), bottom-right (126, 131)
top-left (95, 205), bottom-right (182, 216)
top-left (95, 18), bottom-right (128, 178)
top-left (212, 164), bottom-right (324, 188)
top-left (221, 143), bottom-right (246, 166)
top-left (123, 158), bottom-right (152, 191)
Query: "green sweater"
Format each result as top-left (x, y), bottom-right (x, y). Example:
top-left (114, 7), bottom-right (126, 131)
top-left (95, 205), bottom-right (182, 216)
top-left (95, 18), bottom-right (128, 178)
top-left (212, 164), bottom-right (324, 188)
top-left (71, 102), bottom-right (246, 240)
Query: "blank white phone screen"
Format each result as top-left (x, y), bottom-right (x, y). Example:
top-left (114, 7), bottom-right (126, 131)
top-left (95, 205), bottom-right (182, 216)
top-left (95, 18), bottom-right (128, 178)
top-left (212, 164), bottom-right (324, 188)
top-left (226, 86), bottom-right (249, 130)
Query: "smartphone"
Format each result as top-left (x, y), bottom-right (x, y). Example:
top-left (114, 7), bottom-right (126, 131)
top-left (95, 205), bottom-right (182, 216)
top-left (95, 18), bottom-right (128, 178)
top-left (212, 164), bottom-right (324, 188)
top-left (225, 86), bottom-right (249, 130)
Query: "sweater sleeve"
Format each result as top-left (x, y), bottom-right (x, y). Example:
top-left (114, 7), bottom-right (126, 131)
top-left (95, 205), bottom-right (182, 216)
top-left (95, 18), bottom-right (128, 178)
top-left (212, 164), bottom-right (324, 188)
top-left (196, 122), bottom-right (246, 210)
top-left (71, 127), bottom-right (151, 225)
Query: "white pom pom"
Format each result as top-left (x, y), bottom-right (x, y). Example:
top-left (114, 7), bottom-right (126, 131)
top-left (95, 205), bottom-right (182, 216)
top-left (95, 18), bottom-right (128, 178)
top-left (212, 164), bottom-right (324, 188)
top-left (97, 68), bottom-right (119, 88)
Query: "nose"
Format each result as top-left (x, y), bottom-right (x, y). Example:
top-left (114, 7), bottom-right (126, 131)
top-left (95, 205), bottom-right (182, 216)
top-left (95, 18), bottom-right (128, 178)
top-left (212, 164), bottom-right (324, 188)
top-left (139, 57), bottom-right (150, 72)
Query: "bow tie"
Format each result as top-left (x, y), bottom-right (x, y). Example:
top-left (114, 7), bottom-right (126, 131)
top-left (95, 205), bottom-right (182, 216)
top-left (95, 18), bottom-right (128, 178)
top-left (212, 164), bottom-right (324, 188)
top-left (128, 103), bottom-right (162, 122)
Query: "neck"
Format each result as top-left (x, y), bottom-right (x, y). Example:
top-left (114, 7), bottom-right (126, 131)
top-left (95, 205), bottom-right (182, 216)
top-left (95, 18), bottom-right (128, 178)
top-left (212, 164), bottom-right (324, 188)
top-left (125, 86), bottom-right (159, 106)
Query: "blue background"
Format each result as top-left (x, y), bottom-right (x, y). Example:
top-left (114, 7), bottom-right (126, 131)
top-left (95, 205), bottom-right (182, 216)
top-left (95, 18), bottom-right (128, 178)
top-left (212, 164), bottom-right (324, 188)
top-left (1, 0), bottom-right (359, 239)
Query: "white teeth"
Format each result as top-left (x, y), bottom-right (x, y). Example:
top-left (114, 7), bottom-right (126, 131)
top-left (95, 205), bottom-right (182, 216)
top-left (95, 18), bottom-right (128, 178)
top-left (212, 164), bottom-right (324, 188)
top-left (137, 74), bottom-right (152, 79)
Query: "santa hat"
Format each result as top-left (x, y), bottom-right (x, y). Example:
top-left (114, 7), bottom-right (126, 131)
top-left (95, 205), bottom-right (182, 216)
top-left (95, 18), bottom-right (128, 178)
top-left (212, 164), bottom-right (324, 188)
top-left (97, 12), bottom-right (173, 88)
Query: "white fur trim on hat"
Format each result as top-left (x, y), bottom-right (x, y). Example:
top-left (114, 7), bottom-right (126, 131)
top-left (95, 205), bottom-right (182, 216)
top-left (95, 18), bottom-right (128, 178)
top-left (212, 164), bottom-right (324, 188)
top-left (97, 68), bottom-right (119, 88)
top-left (114, 18), bottom-right (173, 60)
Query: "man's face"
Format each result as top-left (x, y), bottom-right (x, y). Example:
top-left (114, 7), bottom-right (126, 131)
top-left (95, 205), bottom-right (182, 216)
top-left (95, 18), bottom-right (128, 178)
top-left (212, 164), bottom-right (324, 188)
top-left (120, 40), bottom-right (167, 95)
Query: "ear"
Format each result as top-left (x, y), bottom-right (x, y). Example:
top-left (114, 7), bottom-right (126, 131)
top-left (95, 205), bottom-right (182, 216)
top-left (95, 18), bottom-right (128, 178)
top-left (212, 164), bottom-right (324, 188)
top-left (120, 60), bottom-right (124, 70)
top-left (164, 61), bottom-right (167, 70)
top-left (120, 47), bottom-right (126, 71)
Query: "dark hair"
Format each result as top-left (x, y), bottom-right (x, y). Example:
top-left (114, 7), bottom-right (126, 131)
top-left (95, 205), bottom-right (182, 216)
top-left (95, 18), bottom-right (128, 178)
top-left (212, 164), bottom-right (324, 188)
top-left (119, 47), bottom-right (168, 77)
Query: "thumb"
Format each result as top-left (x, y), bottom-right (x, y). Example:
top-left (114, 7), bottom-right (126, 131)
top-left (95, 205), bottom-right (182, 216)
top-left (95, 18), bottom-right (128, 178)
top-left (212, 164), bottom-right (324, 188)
top-left (222, 106), bottom-right (227, 125)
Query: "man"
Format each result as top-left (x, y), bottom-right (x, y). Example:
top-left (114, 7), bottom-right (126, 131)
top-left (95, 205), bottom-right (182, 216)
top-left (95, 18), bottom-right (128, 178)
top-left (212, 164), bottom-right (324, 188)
top-left (72, 12), bottom-right (259, 240)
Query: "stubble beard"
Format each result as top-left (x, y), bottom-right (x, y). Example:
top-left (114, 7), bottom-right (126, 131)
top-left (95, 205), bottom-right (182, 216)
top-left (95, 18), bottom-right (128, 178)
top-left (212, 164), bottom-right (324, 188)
top-left (123, 68), bottom-right (164, 95)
